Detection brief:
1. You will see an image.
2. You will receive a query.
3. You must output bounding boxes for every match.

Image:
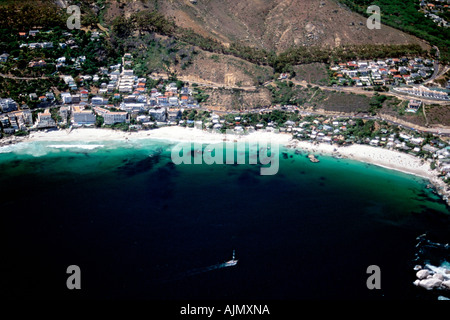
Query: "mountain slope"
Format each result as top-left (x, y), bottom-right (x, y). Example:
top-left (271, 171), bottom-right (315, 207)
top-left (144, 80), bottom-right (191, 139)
top-left (151, 0), bottom-right (428, 52)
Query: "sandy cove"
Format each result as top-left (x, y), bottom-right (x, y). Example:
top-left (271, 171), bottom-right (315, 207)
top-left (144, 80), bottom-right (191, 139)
top-left (26, 127), bottom-right (293, 145)
top-left (287, 140), bottom-right (435, 180)
top-left (285, 139), bottom-right (449, 205)
top-left (3, 126), bottom-right (449, 203)
top-left (16, 127), bottom-right (441, 180)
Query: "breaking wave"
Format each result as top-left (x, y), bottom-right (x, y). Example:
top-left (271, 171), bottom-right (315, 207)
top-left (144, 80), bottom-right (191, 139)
top-left (47, 144), bottom-right (105, 150)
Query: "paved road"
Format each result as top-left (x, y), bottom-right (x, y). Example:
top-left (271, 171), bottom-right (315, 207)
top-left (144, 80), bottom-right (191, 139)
top-left (0, 73), bottom-right (56, 81)
top-left (150, 74), bottom-right (258, 91)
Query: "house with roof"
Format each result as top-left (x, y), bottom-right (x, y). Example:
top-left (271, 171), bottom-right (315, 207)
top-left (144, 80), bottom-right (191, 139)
top-left (344, 69), bottom-right (358, 78)
top-left (72, 106), bottom-right (96, 126)
top-left (180, 95), bottom-right (189, 106)
top-left (406, 100), bottom-right (422, 113)
top-left (0, 98), bottom-right (18, 113)
top-left (59, 106), bottom-right (70, 123)
top-left (71, 94), bottom-right (81, 104)
top-left (169, 97), bottom-right (179, 107)
top-left (29, 60), bottom-right (46, 68)
top-left (388, 68), bottom-right (398, 75)
top-left (149, 108), bottom-right (167, 122)
top-left (35, 109), bottom-right (56, 128)
top-left (157, 96), bottom-right (169, 106)
top-left (60, 92), bottom-right (72, 104)
top-left (120, 102), bottom-right (145, 113)
top-left (357, 68), bottom-right (369, 76)
top-left (94, 107), bottom-right (128, 125)
top-left (373, 79), bottom-right (385, 86)
top-left (92, 96), bottom-right (107, 106)
top-left (167, 109), bottom-right (182, 122)
top-left (0, 53), bottom-right (10, 63)
top-left (357, 61), bottom-right (368, 68)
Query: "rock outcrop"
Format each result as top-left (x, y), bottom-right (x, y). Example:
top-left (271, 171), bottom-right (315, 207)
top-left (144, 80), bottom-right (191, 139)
top-left (413, 264), bottom-right (450, 292)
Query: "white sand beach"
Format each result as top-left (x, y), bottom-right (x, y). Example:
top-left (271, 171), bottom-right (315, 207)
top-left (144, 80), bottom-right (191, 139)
top-left (285, 139), bottom-right (449, 205)
top-left (24, 127), bottom-right (434, 178)
top-left (27, 127), bottom-right (293, 145)
top-left (287, 139), bottom-right (435, 180)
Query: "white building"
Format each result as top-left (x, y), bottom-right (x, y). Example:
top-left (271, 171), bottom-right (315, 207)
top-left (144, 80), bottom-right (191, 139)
top-left (94, 107), bottom-right (128, 125)
top-left (36, 109), bottom-right (56, 128)
top-left (120, 102), bottom-right (146, 113)
top-left (149, 108), bottom-right (167, 122)
top-left (0, 98), bottom-right (18, 112)
top-left (91, 96), bottom-right (107, 105)
top-left (61, 92), bottom-right (72, 104)
top-left (72, 106), bottom-right (96, 126)
top-left (169, 97), bottom-right (179, 106)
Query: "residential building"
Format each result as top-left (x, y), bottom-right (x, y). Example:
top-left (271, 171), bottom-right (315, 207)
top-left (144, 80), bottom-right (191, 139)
top-left (72, 106), bottom-right (96, 126)
top-left (157, 96), bottom-right (169, 106)
top-left (120, 102), bottom-right (146, 113)
top-left (94, 107), bottom-right (128, 125)
top-left (36, 109), bottom-right (56, 128)
top-left (0, 53), bottom-right (10, 63)
top-left (169, 97), bottom-right (179, 106)
top-left (0, 115), bottom-right (10, 128)
top-left (149, 108), bottom-right (167, 122)
top-left (406, 100), bottom-right (422, 113)
top-left (410, 137), bottom-right (424, 146)
top-left (59, 106), bottom-right (70, 123)
top-left (167, 109), bottom-right (182, 121)
top-left (71, 94), bottom-right (81, 104)
top-left (0, 98), bottom-right (18, 112)
top-left (61, 92), bottom-right (72, 104)
top-left (422, 144), bottom-right (439, 154)
top-left (92, 96), bottom-right (107, 105)
top-left (11, 110), bottom-right (32, 126)
top-left (29, 60), bottom-right (46, 68)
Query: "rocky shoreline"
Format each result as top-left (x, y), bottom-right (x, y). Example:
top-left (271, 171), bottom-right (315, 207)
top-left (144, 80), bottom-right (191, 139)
top-left (0, 135), bottom-right (29, 148)
top-left (413, 264), bottom-right (450, 291)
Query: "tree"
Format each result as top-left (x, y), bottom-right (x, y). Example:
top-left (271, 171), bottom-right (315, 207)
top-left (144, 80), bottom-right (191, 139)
top-left (112, 16), bottom-right (132, 38)
top-left (95, 115), bottom-right (104, 128)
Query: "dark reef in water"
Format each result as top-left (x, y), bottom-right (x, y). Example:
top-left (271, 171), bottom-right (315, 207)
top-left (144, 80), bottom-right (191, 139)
top-left (117, 155), bottom-right (161, 176)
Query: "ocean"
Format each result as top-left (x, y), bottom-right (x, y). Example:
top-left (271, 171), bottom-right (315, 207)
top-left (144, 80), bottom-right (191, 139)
top-left (1, 138), bottom-right (449, 300)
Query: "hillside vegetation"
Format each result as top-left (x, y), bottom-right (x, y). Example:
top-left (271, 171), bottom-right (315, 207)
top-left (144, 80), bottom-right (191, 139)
top-left (104, 3), bottom-right (430, 73)
top-left (338, 0), bottom-right (450, 63)
top-left (151, 0), bottom-right (428, 51)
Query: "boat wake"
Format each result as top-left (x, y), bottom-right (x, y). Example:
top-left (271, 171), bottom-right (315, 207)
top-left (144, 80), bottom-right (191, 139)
top-left (159, 251), bottom-right (238, 283)
top-left (159, 262), bottom-right (235, 283)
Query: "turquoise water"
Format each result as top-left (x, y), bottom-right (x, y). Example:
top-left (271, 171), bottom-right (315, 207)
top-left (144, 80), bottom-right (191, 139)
top-left (2, 139), bottom-right (449, 299)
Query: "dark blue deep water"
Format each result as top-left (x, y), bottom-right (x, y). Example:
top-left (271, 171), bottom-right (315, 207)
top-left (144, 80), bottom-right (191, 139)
top-left (1, 139), bottom-right (449, 300)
